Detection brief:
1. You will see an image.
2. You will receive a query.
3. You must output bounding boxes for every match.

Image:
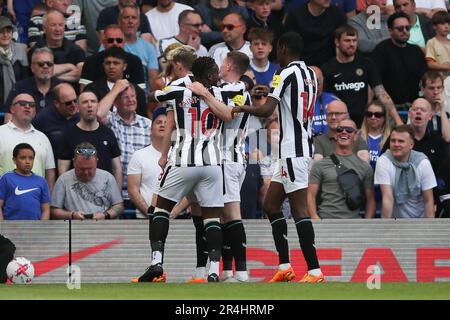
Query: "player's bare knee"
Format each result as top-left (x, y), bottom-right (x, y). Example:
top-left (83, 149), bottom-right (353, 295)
top-left (223, 202), bottom-right (242, 222)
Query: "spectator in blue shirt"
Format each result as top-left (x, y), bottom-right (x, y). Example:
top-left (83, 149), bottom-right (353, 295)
top-left (248, 28), bottom-right (279, 87)
top-left (0, 143), bottom-right (50, 220)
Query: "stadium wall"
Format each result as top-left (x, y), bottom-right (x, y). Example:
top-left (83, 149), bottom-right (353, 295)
top-left (1, 220), bottom-right (449, 283)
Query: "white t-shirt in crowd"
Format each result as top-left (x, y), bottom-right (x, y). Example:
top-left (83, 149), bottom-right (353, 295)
top-left (127, 144), bottom-right (162, 217)
top-left (145, 3), bottom-right (193, 41)
top-left (0, 122), bottom-right (55, 177)
top-left (374, 154), bottom-right (437, 218)
top-left (208, 41), bottom-right (253, 69)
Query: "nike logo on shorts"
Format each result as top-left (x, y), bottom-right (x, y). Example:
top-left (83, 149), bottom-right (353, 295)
top-left (14, 187), bottom-right (38, 195)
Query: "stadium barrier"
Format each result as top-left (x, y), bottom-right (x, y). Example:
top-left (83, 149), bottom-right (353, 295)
top-left (0, 219), bottom-right (449, 283)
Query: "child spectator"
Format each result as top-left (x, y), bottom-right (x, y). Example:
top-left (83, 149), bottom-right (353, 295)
top-left (425, 10), bottom-right (450, 78)
top-left (0, 143), bottom-right (50, 220)
top-left (248, 28), bottom-right (279, 87)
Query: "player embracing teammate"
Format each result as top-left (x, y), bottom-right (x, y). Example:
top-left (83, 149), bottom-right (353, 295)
top-left (233, 32), bottom-right (324, 283)
top-left (135, 31), bottom-right (324, 283)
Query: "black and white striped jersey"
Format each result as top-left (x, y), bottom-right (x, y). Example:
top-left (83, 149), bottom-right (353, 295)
top-left (169, 74), bottom-right (194, 86)
top-left (154, 85), bottom-right (224, 167)
top-left (217, 81), bottom-right (251, 164)
top-left (269, 61), bottom-right (317, 159)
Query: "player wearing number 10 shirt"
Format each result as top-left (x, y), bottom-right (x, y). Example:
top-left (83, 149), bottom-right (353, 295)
top-left (233, 32), bottom-right (325, 283)
top-left (134, 57), bottom-right (234, 283)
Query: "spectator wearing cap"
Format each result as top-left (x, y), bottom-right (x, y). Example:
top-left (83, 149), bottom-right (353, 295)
top-left (0, 16), bottom-right (29, 112)
top-left (6, 0), bottom-right (42, 44)
top-left (127, 107), bottom-right (166, 219)
top-left (0, 93), bottom-right (56, 191)
top-left (32, 83), bottom-right (81, 160)
top-left (2, 47), bottom-right (61, 124)
top-left (84, 46), bottom-right (148, 118)
top-left (51, 142), bottom-right (124, 220)
top-left (57, 90), bottom-right (122, 186)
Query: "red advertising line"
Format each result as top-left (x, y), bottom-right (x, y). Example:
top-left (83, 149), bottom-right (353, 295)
top-left (33, 239), bottom-right (123, 277)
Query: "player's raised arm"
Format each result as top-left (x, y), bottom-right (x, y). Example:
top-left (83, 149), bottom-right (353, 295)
top-left (187, 81), bottom-right (233, 122)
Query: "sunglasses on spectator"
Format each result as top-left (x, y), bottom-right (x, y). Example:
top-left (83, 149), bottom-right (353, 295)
top-left (75, 148), bottom-right (97, 156)
top-left (13, 100), bottom-right (36, 108)
top-left (336, 126), bottom-right (356, 133)
top-left (106, 38), bottom-right (124, 44)
top-left (35, 61), bottom-right (54, 67)
top-left (366, 111), bottom-right (385, 118)
top-left (62, 99), bottom-right (77, 106)
top-left (220, 24), bottom-right (243, 31)
top-left (393, 25), bottom-right (411, 32)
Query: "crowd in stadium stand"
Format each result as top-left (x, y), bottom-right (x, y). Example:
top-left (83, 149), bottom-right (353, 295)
top-left (1, 0), bottom-right (450, 221)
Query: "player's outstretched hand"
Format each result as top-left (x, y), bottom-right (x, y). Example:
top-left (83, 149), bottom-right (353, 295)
top-left (187, 81), bottom-right (208, 97)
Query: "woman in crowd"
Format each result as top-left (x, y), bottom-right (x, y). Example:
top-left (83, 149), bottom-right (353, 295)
top-left (359, 100), bottom-right (392, 216)
top-left (359, 100), bottom-right (392, 170)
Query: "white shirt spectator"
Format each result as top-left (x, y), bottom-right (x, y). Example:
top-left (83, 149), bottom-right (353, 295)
top-left (374, 154), bottom-right (437, 218)
top-left (127, 144), bottom-right (161, 218)
top-left (145, 3), bottom-right (193, 41)
top-left (208, 41), bottom-right (253, 69)
top-left (0, 122), bottom-right (55, 177)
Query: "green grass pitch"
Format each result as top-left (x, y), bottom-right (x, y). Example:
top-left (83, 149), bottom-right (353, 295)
top-left (1, 283), bottom-right (450, 300)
